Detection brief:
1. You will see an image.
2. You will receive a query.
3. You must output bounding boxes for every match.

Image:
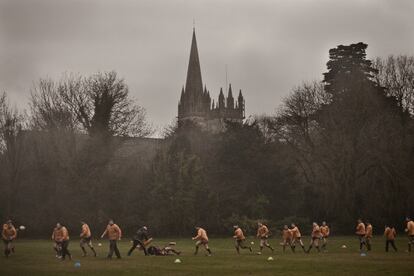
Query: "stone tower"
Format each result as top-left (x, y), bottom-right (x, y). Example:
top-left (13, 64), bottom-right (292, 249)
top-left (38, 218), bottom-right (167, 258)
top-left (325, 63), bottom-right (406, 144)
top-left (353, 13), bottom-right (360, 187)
top-left (178, 29), bottom-right (245, 130)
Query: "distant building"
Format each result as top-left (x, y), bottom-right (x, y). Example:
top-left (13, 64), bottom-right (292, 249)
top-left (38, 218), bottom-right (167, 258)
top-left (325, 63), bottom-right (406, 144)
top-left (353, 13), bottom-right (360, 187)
top-left (178, 29), bottom-right (245, 131)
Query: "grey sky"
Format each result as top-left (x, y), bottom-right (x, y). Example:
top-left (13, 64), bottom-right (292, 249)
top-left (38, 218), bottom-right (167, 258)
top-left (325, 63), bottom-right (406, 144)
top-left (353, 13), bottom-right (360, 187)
top-left (1, 0), bottom-right (413, 133)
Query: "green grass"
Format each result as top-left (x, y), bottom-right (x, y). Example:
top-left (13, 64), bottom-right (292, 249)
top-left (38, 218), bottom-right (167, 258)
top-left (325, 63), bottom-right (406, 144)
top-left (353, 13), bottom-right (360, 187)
top-left (0, 236), bottom-right (413, 275)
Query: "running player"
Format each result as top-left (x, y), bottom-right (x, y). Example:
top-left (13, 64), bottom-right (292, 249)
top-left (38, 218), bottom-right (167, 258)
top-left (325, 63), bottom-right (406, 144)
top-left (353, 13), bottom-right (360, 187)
top-left (405, 217), bottom-right (414, 253)
top-left (306, 222), bottom-right (321, 253)
top-left (365, 221), bottom-right (373, 251)
top-left (80, 221), bottom-right (96, 257)
top-left (101, 219), bottom-right (122, 259)
top-left (384, 224), bottom-right (397, 252)
top-left (2, 220), bottom-right (17, 257)
top-left (233, 225), bottom-right (252, 254)
top-left (290, 223), bottom-right (306, 253)
top-left (192, 226), bottom-right (212, 256)
top-left (281, 225), bottom-right (293, 253)
top-left (356, 219), bottom-right (367, 252)
top-left (256, 222), bottom-right (274, 254)
top-left (320, 221), bottom-right (330, 251)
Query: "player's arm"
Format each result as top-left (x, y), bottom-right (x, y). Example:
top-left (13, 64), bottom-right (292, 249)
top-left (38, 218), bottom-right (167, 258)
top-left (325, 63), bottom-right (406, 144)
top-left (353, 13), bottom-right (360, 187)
top-left (117, 225), bottom-right (122, 240)
top-left (101, 227), bottom-right (108, 238)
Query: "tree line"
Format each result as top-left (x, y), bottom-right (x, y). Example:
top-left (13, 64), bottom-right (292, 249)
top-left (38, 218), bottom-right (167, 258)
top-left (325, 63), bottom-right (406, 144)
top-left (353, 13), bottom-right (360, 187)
top-left (0, 43), bottom-right (413, 237)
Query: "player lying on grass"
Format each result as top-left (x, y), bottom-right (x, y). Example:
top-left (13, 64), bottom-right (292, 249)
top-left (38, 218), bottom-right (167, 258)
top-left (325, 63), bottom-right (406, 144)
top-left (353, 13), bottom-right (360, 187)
top-left (256, 222), bottom-right (274, 254)
top-left (233, 225), bottom-right (252, 254)
top-left (2, 220), bottom-right (17, 257)
top-left (306, 222), bottom-right (321, 253)
top-left (280, 225), bottom-right (294, 253)
top-left (192, 226), bottom-right (212, 256)
top-left (320, 221), bottom-right (330, 251)
top-left (147, 242), bottom-right (181, 256)
top-left (51, 222), bottom-right (72, 261)
top-left (128, 226), bottom-right (151, 256)
top-left (290, 223), bottom-right (306, 253)
top-left (80, 221), bottom-right (96, 257)
top-left (405, 217), bottom-right (414, 253)
top-left (384, 224), bottom-right (397, 252)
top-left (101, 219), bottom-right (122, 259)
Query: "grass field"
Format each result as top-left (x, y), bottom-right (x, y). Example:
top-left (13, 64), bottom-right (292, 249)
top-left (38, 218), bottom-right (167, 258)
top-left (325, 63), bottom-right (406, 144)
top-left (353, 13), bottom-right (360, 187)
top-left (0, 236), bottom-right (413, 275)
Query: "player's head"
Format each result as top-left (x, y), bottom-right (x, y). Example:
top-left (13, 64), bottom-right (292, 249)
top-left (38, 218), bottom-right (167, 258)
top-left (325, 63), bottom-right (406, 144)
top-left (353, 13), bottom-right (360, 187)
top-left (322, 221), bottom-right (326, 226)
top-left (406, 217), bottom-right (411, 222)
top-left (108, 219), bottom-right (114, 225)
top-left (233, 225), bottom-right (239, 229)
top-left (257, 222), bottom-right (263, 227)
top-left (291, 223), bottom-right (296, 228)
top-left (366, 220), bottom-right (371, 225)
top-left (283, 225), bottom-right (288, 230)
top-left (312, 222), bottom-right (317, 227)
top-left (56, 222), bottom-right (62, 228)
top-left (6, 219), bottom-right (12, 225)
top-left (80, 221), bottom-right (86, 225)
top-left (357, 218), bottom-right (362, 223)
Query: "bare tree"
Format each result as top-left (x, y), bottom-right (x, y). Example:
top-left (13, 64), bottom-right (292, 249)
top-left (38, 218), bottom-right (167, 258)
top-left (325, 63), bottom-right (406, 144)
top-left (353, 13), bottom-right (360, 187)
top-left (373, 55), bottom-right (414, 115)
top-left (60, 71), bottom-right (153, 137)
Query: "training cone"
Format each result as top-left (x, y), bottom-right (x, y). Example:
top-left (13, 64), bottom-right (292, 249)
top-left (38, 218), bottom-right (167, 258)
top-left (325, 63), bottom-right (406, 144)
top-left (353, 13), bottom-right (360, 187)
top-left (174, 258), bottom-right (181, 264)
top-left (360, 253), bottom-right (366, 257)
top-left (341, 245), bottom-right (347, 249)
top-left (250, 241), bottom-right (254, 245)
top-left (98, 243), bottom-right (102, 247)
top-left (267, 256), bottom-right (274, 261)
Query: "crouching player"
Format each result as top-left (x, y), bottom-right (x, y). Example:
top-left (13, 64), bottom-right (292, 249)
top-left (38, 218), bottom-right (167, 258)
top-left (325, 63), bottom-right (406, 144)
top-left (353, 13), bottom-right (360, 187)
top-left (128, 226), bottom-right (151, 256)
top-left (281, 225), bottom-right (293, 253)
top-left (80, 221), bottom-right (96, 257)
top-left (233, 225), bottom-right (252, 254)
top-left (192, 226), bottom-right (212, 256)
top-left (2, 220), bottom-right (17, 257)
top-left (320, 221), bottom-right (330, 251)
top-left (307, 222), bottom-right (321, 253)
top-left (51, 223), bottom-right (72, 261)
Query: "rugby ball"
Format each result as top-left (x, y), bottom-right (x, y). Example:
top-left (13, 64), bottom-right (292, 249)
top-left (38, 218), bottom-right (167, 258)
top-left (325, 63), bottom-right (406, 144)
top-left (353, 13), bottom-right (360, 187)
top-left (19, 225), bottom-right (26, 230)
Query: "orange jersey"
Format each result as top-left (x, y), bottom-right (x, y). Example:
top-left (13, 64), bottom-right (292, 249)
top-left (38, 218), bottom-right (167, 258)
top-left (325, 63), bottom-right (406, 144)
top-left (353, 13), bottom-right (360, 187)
top-left (311, 225), bottom-right (321, 238)
top-left (80, 223), bottom-right (91, 238)
top-left (52, 226), bottom-right (69, 242)
top-left (233, 228), bottom-right (245, 240)
top-left (365, 224), bottom-right (373, 238)
top-left (406, 221), bottom-right (414, 236)
top-left (320, 226), bottom-right (330, 237)
top-left (290, 226), bottom-right (301, 238)
top-left (257, 225), bottom-right (269, 238)
top-left (356, 223), bottom-right (365, 235)
top-left (102, 224), bottom-right (122, 240)
top-left (194, 228), bottom-right (208, 242)
top-left (282, 229), bottom-right (292, 240)
top-left (384, 227), bottom-right (396, 240)
top-left (2, 224), bottom-right (17, 240)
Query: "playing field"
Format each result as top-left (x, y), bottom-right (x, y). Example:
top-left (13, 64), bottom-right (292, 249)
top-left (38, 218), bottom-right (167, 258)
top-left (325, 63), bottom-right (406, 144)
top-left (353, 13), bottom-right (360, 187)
top-left (0, 236), bottom-right (413, 275)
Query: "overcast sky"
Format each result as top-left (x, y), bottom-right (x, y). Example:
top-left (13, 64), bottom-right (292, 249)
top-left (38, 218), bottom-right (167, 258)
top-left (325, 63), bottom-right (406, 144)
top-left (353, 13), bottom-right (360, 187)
top-left (1, 0), bottom-right (413, 133)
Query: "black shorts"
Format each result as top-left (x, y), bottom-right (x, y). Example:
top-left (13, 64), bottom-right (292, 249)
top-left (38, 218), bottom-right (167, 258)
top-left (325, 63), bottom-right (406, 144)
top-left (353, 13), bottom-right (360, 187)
top-left (81, 237), bottom-right (92, 243)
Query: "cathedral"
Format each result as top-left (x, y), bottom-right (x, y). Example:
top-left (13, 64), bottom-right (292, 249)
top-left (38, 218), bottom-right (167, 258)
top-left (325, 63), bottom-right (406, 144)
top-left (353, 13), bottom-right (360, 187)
top-left (178, 29), bottom-right (245, 130)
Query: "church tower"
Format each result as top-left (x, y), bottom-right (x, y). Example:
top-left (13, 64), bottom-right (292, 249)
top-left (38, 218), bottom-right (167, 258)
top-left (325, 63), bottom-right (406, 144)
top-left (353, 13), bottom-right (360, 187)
top-left (177, 29), bottom-right (245, 128)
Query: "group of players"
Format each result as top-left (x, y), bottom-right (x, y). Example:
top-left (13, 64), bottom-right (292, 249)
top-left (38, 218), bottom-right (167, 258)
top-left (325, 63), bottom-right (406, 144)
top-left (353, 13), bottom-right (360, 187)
top-left (2, 217), bottom-right (414, 259)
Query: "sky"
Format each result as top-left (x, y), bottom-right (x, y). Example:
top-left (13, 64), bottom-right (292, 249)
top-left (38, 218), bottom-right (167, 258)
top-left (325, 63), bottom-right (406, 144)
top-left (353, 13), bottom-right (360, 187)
top-left (1, 0), bottom-right (413, 133)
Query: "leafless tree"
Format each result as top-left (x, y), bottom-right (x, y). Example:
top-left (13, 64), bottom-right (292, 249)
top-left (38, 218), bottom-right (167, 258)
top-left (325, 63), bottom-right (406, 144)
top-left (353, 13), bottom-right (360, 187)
top-left (373, 55), bottom-right (414, 115)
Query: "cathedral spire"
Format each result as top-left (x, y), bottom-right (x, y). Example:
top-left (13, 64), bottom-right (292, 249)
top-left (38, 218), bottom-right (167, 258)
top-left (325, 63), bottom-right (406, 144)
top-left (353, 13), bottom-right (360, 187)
top-left (184, 28), bottom-right (203, 97)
